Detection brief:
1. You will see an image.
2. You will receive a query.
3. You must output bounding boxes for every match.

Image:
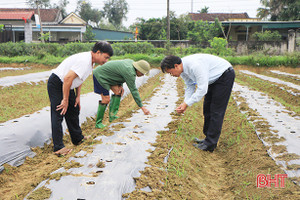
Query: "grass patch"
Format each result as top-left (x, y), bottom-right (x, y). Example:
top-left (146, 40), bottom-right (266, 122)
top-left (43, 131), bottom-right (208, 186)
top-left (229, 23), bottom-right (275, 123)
top-left (27, 186), bottom-right (52, 200)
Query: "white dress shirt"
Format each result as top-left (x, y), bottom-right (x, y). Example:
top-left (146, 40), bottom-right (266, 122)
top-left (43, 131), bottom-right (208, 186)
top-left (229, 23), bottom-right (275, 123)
top-left (181, 54), bottom-right (232, 106)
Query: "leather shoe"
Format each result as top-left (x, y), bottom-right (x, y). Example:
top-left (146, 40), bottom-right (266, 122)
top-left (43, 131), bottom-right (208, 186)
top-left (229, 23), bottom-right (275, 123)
top-left (193, 142), bottom-right (215, 152)
top-left (193, 137), bottom-right (205, 144)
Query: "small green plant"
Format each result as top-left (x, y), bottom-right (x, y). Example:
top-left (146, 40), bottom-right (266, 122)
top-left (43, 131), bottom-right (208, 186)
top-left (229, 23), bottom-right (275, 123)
top-left (207, 37), bottom-right (234, 56)
top-left (39, 32), bottom-right (51, 42)
top-left (83, 25), bottom-right (96, 41)
top-left (0, 24), bottom-right (4, 32)
top-left (252, 30), bottom-right (282, 41)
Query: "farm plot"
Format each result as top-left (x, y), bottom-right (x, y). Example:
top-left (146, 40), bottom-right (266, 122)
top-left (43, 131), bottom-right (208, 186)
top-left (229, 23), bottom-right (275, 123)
top-left (0, 63), bottom-right (54, 78)
top-left (0, 68), bottom-right (161, 171)
top-left (233, 66), bottom-right (300, 182)
top-left (0, 64), bottom-right (299, 199)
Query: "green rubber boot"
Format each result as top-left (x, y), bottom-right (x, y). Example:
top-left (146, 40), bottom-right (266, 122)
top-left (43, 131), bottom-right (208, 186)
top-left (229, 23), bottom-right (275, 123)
top-left (109, 94), bottom-right (121, 122)
top-left (95, 101), bottom-right (107, 129)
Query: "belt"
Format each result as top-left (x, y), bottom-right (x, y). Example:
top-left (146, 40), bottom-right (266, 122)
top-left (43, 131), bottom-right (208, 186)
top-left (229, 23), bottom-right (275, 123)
top-left (209, 67), bottom-right (234, 85)
top-left (223, 66), bottom-right (233, 74)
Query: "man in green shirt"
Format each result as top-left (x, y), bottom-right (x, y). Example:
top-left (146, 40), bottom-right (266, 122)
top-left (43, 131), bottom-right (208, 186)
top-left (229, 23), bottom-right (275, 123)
top-left (93, 59), bottom-right (151, 128)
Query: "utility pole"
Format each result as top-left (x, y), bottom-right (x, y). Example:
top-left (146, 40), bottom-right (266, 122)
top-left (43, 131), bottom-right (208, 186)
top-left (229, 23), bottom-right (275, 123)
top-left (35, 0), bottom-right (44, 43)
top-left (166, 0), bottom-right (170, 41)
top-left (191, 0), bottom-right (193, 13)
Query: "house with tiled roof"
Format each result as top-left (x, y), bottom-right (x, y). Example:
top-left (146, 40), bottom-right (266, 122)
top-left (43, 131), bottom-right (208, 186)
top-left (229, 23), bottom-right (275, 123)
top-left (189, 12), bottom-right (250, 22)
top-left (0, 8), bottom-right (87, 43)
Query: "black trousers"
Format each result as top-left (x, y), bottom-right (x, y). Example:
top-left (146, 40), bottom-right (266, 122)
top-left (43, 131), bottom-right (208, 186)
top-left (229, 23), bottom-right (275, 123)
top-left (203, 67), bottom-right (235, 147)
top-left (47, 73), bottom-right (83, 152)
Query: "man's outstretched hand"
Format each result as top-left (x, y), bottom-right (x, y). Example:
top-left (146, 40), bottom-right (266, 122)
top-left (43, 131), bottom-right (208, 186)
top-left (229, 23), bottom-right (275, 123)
top-left (141, 106), bottom-right (151, 115)
top-left (175, 102), bottom-right (188, 114)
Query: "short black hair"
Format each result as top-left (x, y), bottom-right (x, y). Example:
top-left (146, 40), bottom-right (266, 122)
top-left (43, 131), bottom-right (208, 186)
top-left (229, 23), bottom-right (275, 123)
top-left (92, 41), bottom-right (114, 56)
top-left (160, 55), bottom-right (182, 73)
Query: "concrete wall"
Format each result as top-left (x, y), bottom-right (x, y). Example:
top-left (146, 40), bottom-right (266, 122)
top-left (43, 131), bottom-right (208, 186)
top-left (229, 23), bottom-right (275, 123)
top-left (124, 33), bottom-right (298, 55)
top-left (24, 21), bottom-right (32, 43)
top-left (229, 41), bottom-right (289, 55)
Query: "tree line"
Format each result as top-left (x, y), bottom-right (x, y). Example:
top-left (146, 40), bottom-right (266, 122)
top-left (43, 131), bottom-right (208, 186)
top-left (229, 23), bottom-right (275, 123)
top-left (27, 0), bottom-right (299, 30)
top-left (26, 0), bottom-right (299, 42)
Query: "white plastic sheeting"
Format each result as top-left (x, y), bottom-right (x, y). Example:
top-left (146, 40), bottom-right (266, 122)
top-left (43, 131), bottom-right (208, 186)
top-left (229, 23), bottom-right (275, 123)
top-left (270, 70), bottom-right (300, 80)
top-left (233, 82), bottom-right (300, 181)
top-left (239, 70), bottom-right (300, 96)
top-left (0, 69), bottom-right (160, 172)
top-left (0, 67), bottom-right (31, 71)
top-left (26, 74), bottom-right (178, 200)
top-left (0, 70), bottom-right (52, 87)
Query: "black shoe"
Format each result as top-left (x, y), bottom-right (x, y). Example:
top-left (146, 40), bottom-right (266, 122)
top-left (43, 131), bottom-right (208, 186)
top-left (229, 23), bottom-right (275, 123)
top-left (193, 137), bottom-right (205, 144)
top-left (193, 142), bottom-right (215, 152)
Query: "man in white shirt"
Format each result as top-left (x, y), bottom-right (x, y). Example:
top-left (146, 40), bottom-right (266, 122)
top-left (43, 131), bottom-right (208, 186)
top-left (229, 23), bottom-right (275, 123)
top-left (47, 41), bottom-right (113, 156)
top-left (160, 54), bottom-right (235, 152)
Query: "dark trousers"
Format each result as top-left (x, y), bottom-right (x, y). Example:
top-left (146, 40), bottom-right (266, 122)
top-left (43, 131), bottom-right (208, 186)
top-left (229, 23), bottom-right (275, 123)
top-left (203, 67), bottom-right (235, 147)
top-left (47, 73), bottom-right (83, 152)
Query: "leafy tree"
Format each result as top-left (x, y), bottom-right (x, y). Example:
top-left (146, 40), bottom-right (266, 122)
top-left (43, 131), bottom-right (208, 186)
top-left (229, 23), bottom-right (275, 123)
top-left (102, 0), bottom-right (129, 29)
top-left (131, 13), bottom-right (192, 40)
top-left (198, 6), bottom-right (209, 13)
top-left (98, 20), bottom-right (129, 31)
top-left (26, 0), bottom-right (51, 8)
top-left (0, 24), bottom-right (4, 32)
top-left (27, 0), bottom-right (69, 18)
top-left (39, 32), bottom-right (51, 42)
top-left (159, 29), bottom-right (167, 40)
top-left (167, 12), bottom-right (192, 40)
top-left (83, 25), bottom-right (96, 41)
top-left (187, 20), bottom-right (222, 44)
top-left (98, 21), bottom-right (118, 31)
top-left (134, 18), bottom-right (163, 40)
top-left (257, 0), bottom-right (300, 21)
top-left (53, 0), bottom-right (69, 18)
top-left (252, 30), bottom-right (282, 41)
top-left (76, 0), bottom-right (102, 27)
top-left (207, 37), bottom-right (233, 56)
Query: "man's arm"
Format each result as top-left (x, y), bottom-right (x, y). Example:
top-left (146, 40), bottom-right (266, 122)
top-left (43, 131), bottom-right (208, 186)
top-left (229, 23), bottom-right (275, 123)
top-left (123, 73), bottom-right (151, 115)
top-left (75, 84), bottom-right (82, 110)
top-left (184, 62), bottom-right (209, 107)
top-left (56, 70), bottom-right (78, 115)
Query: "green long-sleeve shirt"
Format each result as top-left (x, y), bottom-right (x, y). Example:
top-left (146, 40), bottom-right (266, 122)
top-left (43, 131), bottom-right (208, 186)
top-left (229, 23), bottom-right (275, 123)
top-left (93, 59), bottom-right (143, 107)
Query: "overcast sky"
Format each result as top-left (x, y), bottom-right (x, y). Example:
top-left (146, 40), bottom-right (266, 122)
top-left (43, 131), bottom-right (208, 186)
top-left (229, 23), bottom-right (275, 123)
top-left (0, 0), bottom-right (263, 27)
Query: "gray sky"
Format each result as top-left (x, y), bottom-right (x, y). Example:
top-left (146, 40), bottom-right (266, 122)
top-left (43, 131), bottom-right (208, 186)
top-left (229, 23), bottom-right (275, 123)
top-left (0, 0), bottom-right (263, 27)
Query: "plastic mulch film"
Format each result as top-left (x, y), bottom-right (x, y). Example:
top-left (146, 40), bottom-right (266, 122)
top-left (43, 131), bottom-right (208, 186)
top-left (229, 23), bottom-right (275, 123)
top-left (0, 69), bottom-right (161, 172)
top-left (25, 74), bottom-right (178, 200)
top-left (233, 82), bottom-right (300, 184)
